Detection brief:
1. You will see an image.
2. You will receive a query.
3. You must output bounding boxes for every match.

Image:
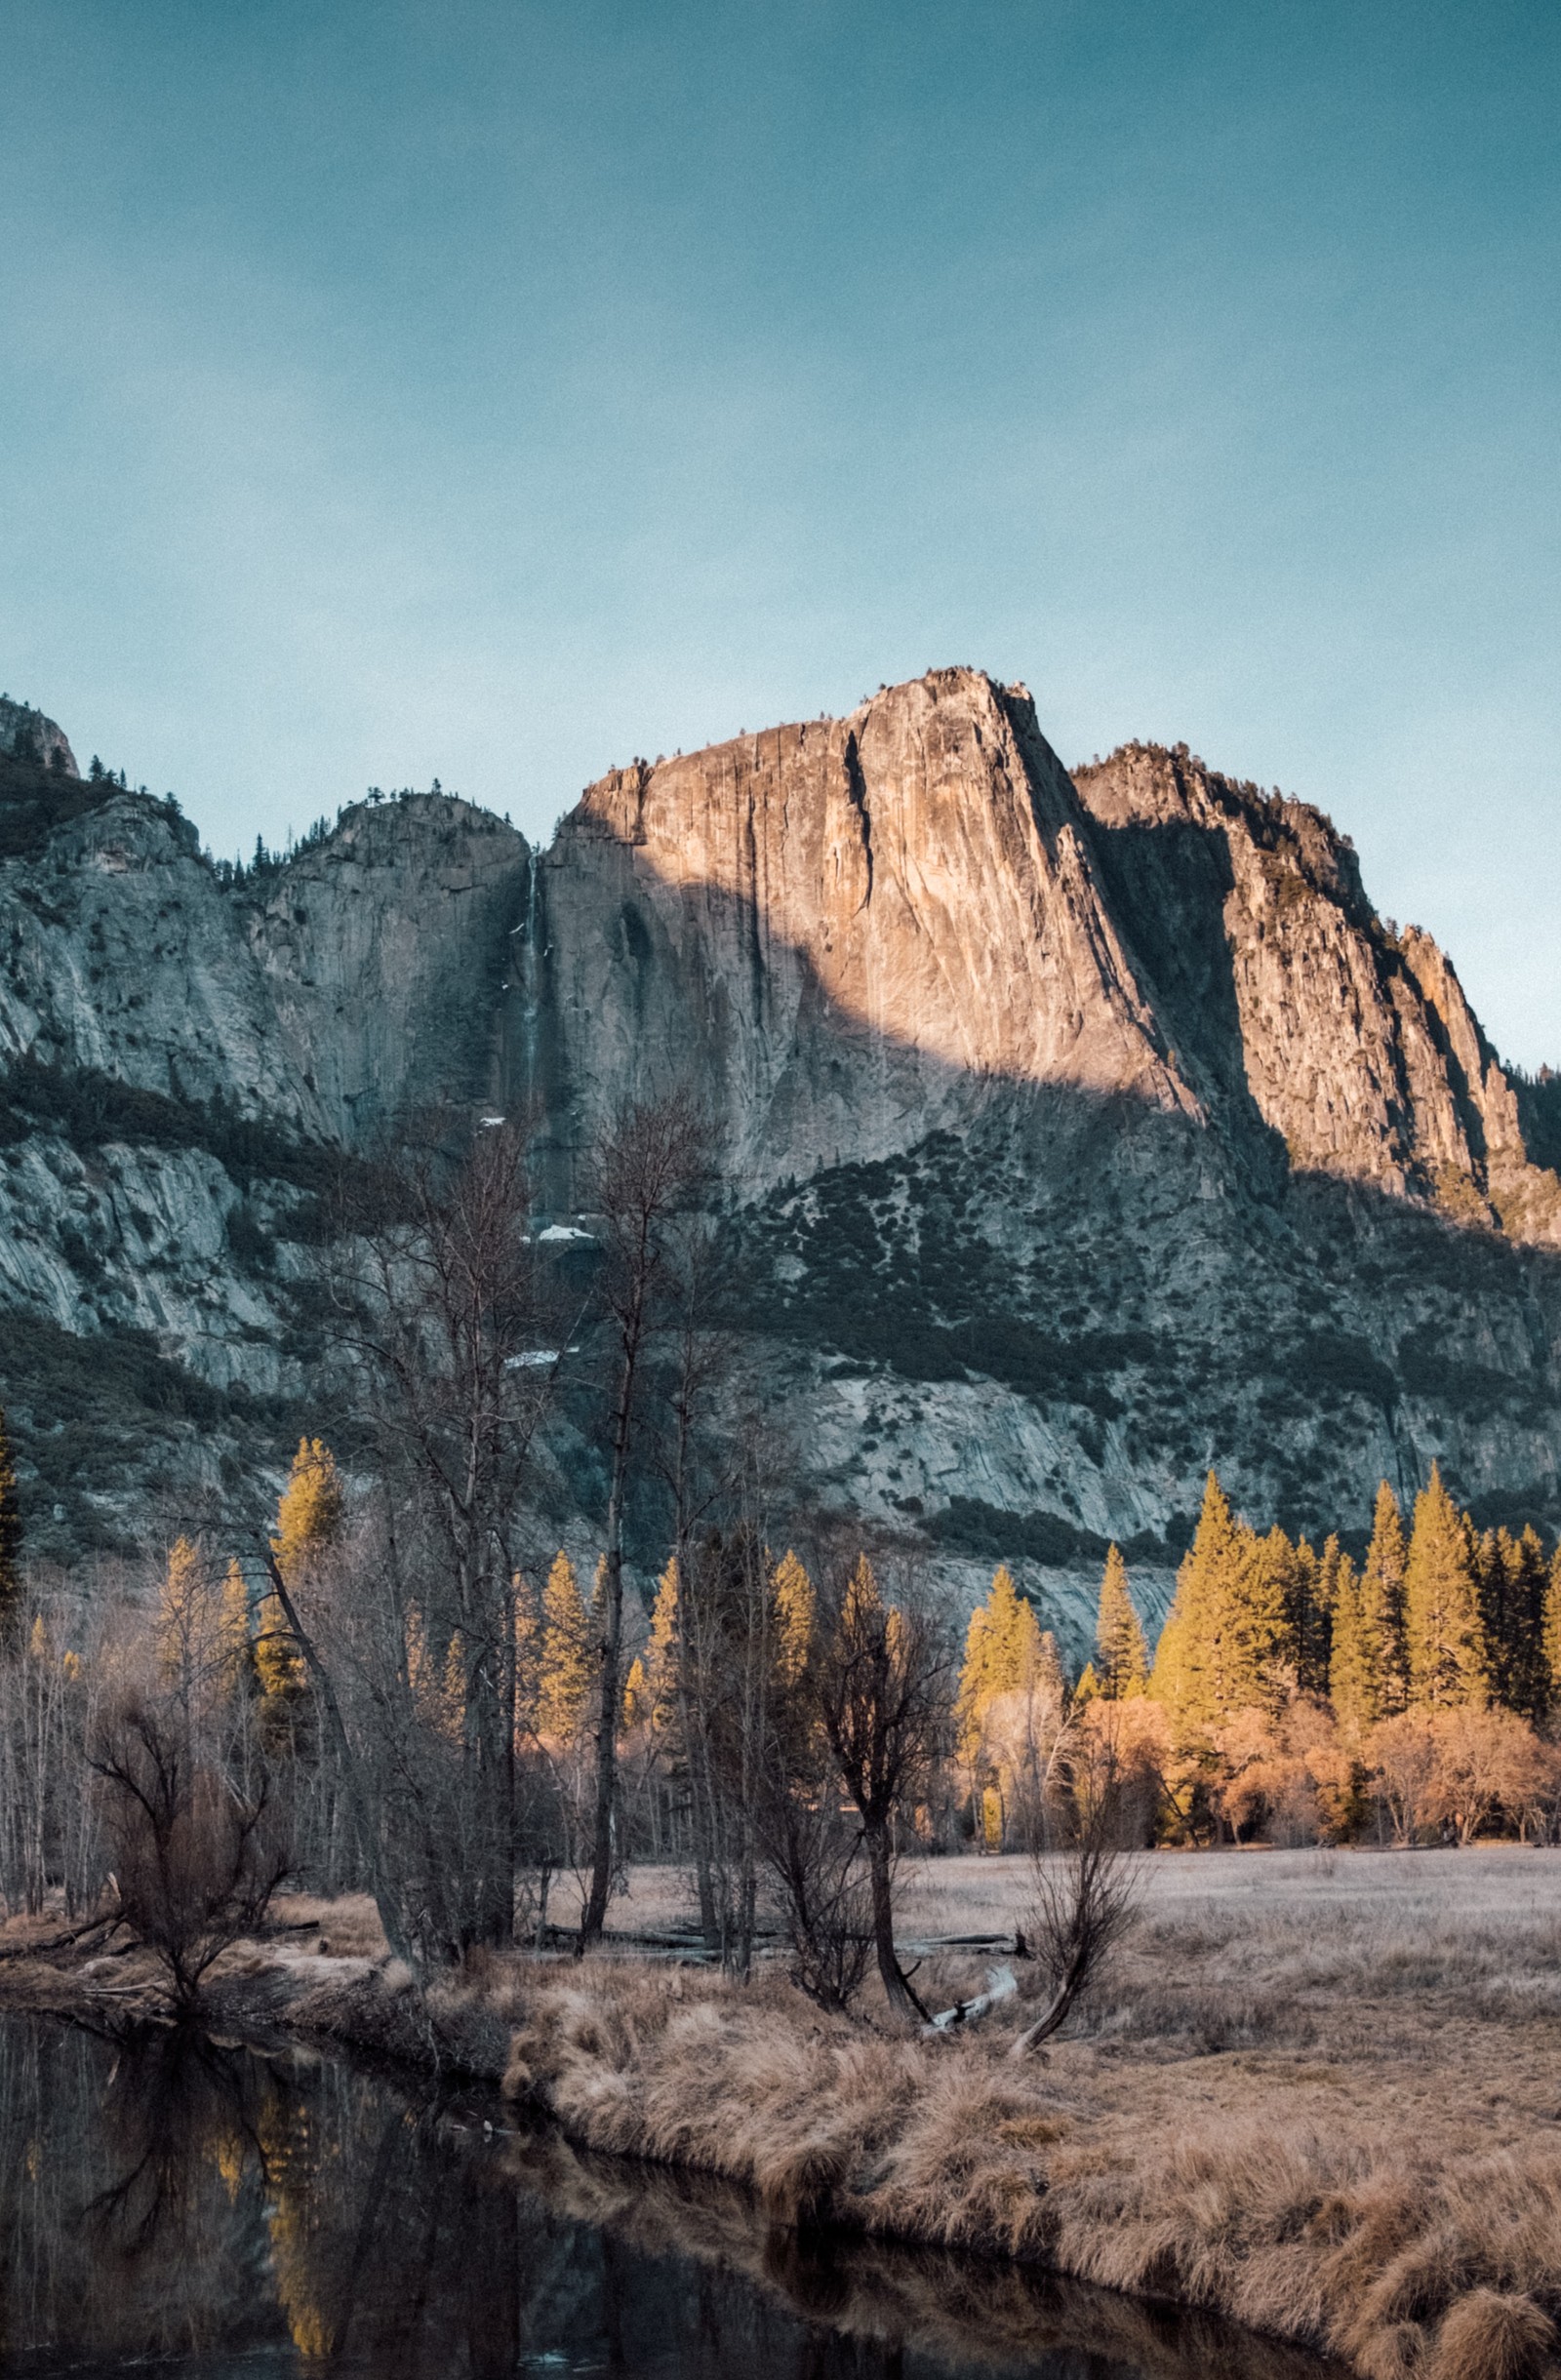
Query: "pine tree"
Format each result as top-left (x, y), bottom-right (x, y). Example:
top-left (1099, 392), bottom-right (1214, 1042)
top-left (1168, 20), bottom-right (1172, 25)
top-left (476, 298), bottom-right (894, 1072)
top-left (219, 1557), bottom-right (254, 1697)
top-left (1511, 1526), bottom-right (1552, 1726)
top-left (270, 1438), bottom-right (343, 1581)
top-left (538, 1552), bottom-right (592, 1741)
top-left (1473, 1528), bottom-right (1511, 1705)
top-left (1478, 1525), bottom-right (1551, 1724)
top-left (1403, 1463), bottom-right (1489, 1709)
top-left (0, 1404), bottom-right (20, 1642)
top-left (1094, 1543), bottom-right (1148, 1698)
top-left (1149, 1474), bottom-right (1275, 1735)
top-left (624, 1556), bottom-right (679, 1732)
top-left (1284, 1534), bottom-right (1331, 1697)
top-left (1242, 1525), bottom-right (1300, 1707)
top-left (956, 1565), bottom-right (1043, 1753)
top-left (157, 1536), bottom-right (206, 1696)
top-left (1033, 1624), bottom-right (1063, 1708)
top-left (1328, 1549), bottom-right (1383, 1737)
top-left (260, 1439), bottom-right (341, 1701)
top-left (771, 1548), bottom-right (815, 1686)
top-left (1360, 1482), bottom-right (1410, 1716)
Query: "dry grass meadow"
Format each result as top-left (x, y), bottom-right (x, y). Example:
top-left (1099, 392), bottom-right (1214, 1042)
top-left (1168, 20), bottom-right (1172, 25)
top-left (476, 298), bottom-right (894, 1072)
top-left (9, 1846), bottom-right (1561, 2378)
top-left (496, 1847), bottom-right (1561, 2380)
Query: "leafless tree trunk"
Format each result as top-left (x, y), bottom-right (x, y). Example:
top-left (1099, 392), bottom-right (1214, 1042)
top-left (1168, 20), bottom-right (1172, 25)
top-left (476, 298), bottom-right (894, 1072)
top-left (311, 1111), bottom-right (570, 1955)
top-left (89, 1696), bottom-right (287, 2012)
top-left (578, 1090), bottom-right (713, 1950)
top-left (811, 1553), bottom-right (950, 2025)
top-left (1011, 1735), bottom-right (1142, 2056)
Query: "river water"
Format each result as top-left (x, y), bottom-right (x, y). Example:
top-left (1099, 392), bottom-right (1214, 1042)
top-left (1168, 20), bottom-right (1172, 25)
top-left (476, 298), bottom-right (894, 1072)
top-left (0, 2015), bottom-right (1340, 2380)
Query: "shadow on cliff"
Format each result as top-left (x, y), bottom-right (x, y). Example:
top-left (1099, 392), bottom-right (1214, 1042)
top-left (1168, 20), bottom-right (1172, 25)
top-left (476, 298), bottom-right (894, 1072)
top-left (1077, 813), bottom-right (1287, 1170)
top-left (501, 831), bottom-right (1561, 1551)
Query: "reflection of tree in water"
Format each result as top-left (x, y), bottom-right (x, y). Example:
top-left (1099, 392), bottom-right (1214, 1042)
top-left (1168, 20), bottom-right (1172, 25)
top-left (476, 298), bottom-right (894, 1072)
top-left (0, 2015), bottom-right (1333, 2380)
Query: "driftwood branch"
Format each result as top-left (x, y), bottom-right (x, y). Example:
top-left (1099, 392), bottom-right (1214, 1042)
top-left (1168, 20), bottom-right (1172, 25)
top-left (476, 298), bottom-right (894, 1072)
top-left (924, 1962), bottom-right (1018, 2035)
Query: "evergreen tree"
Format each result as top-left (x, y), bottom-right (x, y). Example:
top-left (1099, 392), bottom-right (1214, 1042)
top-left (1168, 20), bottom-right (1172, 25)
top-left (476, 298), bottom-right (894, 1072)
top-left (771, 1548), bottom-right (815, 1686)
top-left (956, 1564), bottom-right (1042, 1753)
top-left (538, 1552), bottom-right (592, 1741)
top-left (624, 1556), bottom-right (679, 1731)
top-left (262, 1439), bottom-right (342, 1699)
top-left (1284, 1534), bottom-right (1332, 1698)
top-left (219, 1556), bottom-right (254, 1697)
top-left (1511, 1526), bottom-right (1553, 1726)
top-left (1094, 1543), bottom-right (1148, 1698)
top-left (157, 1536), bottom-right (207, 1697)
top-left (1237, 1525), bottom-right (1295, 1711)
top-left (1360, 1482), bottom-right (1410, 1715)
top-left (270, 1438), bottom-right (344, 1580)
top-left (1473, 1528), bottom-right (1509, 1703)
top-left (0, 1404), bottom-right (20, 1642)
top-left (1149, 1474), bottom-right (1276, 1734)
top-left (1476, 1526), bottom-right (1551, 1724)
top-left (1033, 1624), bottom-right (1063, 1708)
top-left (1403, 1464), bottom-right (1489, 1709)
top-left (1328, 1549), bottom-right (1383, 1737)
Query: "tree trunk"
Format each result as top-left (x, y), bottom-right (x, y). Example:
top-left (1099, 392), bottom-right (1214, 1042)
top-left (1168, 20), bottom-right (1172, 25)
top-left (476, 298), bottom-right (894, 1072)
top-left (865, 1822), bottom-right (924, 2022)
top-left (580, 1391), bottom-right (632, 1947)
top-left (259, 1542), bottom-right (422, 1978)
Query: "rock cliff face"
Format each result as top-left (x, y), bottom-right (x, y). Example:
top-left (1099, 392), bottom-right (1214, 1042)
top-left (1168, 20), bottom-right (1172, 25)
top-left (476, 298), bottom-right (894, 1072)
top-left (525, 674), bottom-right (1191, 1193)
top-left (1073, 740), bottom-right (1558, 1239)
top-left (0, 670), bottom-right (1557, 1644)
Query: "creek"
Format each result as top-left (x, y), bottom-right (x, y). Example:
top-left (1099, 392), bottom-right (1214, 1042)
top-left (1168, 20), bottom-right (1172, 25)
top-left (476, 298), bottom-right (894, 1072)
top-left (0, 2013), bottom-right (1340, 2380)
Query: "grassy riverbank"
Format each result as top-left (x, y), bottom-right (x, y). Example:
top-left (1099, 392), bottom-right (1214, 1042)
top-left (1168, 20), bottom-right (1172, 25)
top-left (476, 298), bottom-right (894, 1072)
top-left (6, 1849), bottom-right (1561, 2380)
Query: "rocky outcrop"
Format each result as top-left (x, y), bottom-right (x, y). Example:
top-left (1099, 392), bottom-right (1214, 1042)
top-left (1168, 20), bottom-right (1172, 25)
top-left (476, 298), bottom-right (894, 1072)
top-left (0, 697), bottom-right (76, 775)
top-left (527, 674), bottom-right (1193, 1190)
top-left (247, 794), bottom-right (528, 1142)
top-left (0, 673), bottom-right (1557, 1611)
top-left (1072, 740), bottom-right (1561, 1242)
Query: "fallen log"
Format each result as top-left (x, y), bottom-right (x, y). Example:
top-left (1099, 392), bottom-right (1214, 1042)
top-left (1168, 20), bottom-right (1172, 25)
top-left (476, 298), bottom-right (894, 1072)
top-left (924, 1963), bottom-right (1017, 2035)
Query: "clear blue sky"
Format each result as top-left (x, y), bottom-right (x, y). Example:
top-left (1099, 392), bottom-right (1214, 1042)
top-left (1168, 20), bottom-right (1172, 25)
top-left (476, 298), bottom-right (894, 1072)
top-left (1, 0), bottom-right (1556, 1065)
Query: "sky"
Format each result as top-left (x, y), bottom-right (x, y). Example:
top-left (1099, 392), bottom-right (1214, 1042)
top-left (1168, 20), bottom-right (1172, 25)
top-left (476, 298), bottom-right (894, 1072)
top-left (0, 0), bottom-right (1557, 1065)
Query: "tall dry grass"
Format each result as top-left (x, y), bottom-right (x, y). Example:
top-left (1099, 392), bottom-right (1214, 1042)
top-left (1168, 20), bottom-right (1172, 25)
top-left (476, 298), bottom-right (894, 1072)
top-left (14, 1851), bottom-right (1561, 2375)
top-left (492, 1852), bottom-right (1561, 2380)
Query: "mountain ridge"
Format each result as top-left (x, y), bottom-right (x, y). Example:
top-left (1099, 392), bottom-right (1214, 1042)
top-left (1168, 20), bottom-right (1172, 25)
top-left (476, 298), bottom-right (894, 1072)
top-left (0, 667), bottom-right (1556, 1642)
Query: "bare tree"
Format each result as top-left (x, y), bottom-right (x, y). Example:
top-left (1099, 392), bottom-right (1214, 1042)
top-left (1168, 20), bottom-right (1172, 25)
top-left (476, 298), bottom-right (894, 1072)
top-left (578, 1089), bottom-right (714, 1950)
top-left (754, 1764), bottom-right (874, 2013)
top-left (1010, 1731), bottom-right (1142, 2057)
top-left (309, 1111), bottom-right (569, 1952)
top-left (0, 1585), bottom-right (108, 1919)
top-left (90, 1697), bottom-right (286, 2012)
top-left (811, 1552), bottom-right (949, 2024)
top-left (676, 1522), bottom-right (777, 1975)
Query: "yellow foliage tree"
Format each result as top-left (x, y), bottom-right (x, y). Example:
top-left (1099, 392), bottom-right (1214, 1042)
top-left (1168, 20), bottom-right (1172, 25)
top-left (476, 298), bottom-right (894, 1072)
top-left (537, 1552), bottom-right (592, 1742)
top-left (219, 1557), bottom-right (253, 1697)
top-left (1094, 1543), bottom-right (1149, 1698)
top-left (1403, 1463), bottom-right (1489, 1710)
top-left (270, 1438), bottom-right (343, 1581)
top-left (261, 1438), bottom-right (342, 1699)
top-left (624, 1556), bottom-right (679, 1732)
top-left (956, 1565), bottom-right (1043, 1756)
top-left (771, 1547), bottom-right (815, 1686)
top-left (157, 1535), bottom-right (205, 1686)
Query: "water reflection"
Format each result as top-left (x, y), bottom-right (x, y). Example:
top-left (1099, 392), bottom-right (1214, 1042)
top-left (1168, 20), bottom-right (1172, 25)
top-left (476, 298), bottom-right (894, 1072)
top-left (0, 2016), bottom-right (1340, 2380)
